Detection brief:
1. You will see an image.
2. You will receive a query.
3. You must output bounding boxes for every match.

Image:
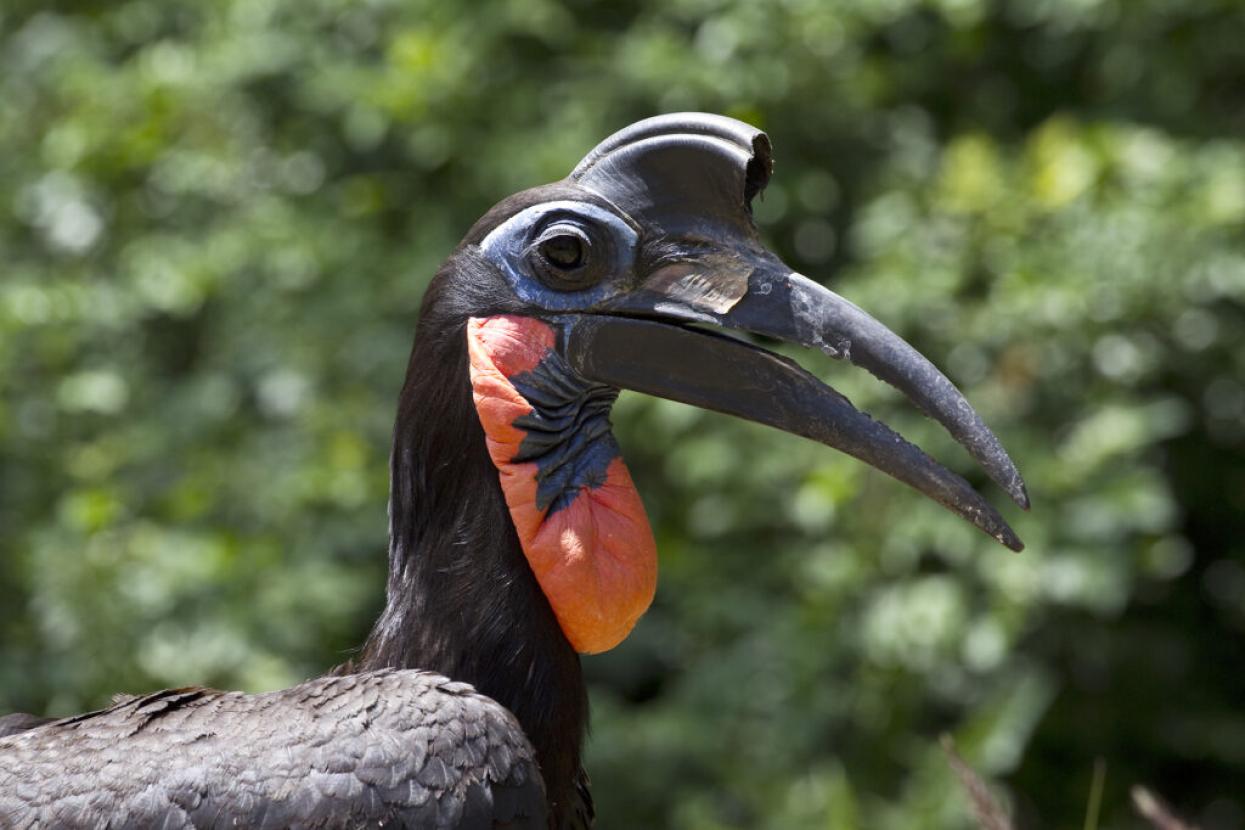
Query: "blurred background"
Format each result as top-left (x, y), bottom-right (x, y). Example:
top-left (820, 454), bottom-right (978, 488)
top-left (2, 0), bottom-right (1243, 827)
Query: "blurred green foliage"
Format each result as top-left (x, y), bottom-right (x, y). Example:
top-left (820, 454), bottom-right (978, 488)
top-left (2, 0), bottom-right (1244, 827)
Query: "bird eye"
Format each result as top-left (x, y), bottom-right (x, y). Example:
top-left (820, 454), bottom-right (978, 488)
top-left (541, 234), bottom-right (584, 269)
top-left (529, 221), bottom-right (607, 291)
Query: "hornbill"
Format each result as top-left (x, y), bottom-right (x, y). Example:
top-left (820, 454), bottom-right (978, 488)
top-left (0, 113), bottom-right (1027, 829)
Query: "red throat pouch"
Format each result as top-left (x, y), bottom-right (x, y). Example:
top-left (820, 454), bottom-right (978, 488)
top-left (466, 315), bottom-right (657, 654)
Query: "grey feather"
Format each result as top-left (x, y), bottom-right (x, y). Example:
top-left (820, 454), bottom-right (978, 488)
top-left (0, 670), bottom-right (548, 829)
top-left (0, 713), bottom-right (52, 739)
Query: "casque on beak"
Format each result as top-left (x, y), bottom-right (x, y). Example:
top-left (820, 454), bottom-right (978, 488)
top-left (555, 113), bottom-right (1028, 550)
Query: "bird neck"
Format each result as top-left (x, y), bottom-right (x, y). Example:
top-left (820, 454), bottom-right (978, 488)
top-left (355, 261), bottom-right (588, 823)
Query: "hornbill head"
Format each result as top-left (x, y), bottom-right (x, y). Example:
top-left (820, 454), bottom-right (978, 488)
top-left (432, 113), bottom-right (1027, 656)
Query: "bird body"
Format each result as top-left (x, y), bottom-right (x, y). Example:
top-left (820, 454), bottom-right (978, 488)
top-left (0, 113), bottom-right (1025, 828)
top-left (0, 671), bottom-right (547, 828)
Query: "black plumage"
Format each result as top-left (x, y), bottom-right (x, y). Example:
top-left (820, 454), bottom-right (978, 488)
top-left (0, 713), bottom-right (52, 740)
top-left (349, 227), bottom-right (597, 823)
top-left (0, 195), bottom-right (595, 830)
top-left (0, 672), bottom-right (546, 828)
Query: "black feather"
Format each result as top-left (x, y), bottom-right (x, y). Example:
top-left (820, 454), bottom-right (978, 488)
top-left (1, 183), bottom-right (605, 829)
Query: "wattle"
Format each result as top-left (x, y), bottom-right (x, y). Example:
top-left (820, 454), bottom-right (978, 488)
top-left (466, 315), bottom-right (657, 654)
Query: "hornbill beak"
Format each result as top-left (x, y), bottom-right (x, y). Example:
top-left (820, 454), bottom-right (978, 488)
top-left (558, 113), bottom-right (1028, 551)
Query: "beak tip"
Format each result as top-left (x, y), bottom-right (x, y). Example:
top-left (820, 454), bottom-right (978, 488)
top-left (960, 488), bottom-right (1024, 552)
top-left (984, 489), bottom-right (1026, 550)
top-left (1009, 481), bottom-right (1031, 511)
top-left (979, 444), bottom-right (1029, 511)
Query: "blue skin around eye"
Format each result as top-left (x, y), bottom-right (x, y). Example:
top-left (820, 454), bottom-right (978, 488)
top-left (477, 201), bottom-right (639, 313)
top-left (509, 348), bottom-right (621, 515)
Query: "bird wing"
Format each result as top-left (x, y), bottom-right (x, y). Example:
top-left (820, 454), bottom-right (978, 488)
top-left (0, 669), bottom-right (548, 829)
